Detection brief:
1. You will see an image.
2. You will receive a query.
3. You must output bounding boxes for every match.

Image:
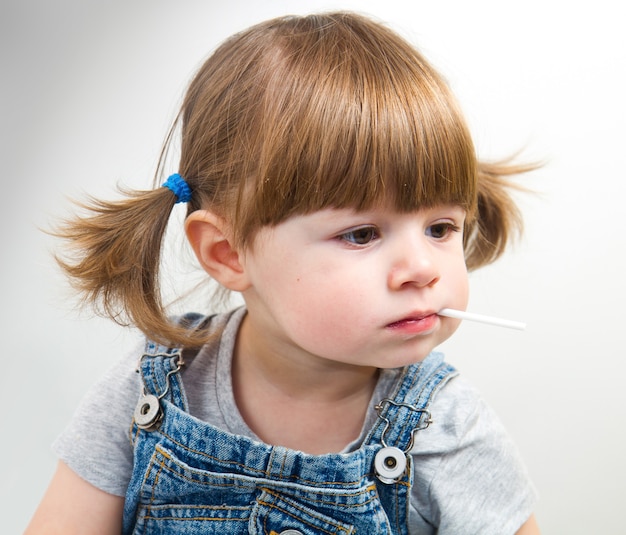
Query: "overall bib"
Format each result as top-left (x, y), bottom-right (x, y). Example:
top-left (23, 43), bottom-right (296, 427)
top-left (123, 316), bottom-right (457, 535)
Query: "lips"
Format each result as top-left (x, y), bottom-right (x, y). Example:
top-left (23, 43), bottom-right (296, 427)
top-left (386, 312), bottom-right (438, 334)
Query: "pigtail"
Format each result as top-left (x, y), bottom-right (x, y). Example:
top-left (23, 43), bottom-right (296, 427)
top-left (464, 160), bottom-right (537, 271)
top-left (54, 186), bottom-right (206, 348)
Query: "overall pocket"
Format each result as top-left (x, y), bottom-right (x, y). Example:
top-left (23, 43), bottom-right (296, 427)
top-left (131, 444), bottom-right (393, 534)
top-left (250, 489), bottom-right (357, 535)
top-left (131, 445), bottom-right (258, 534)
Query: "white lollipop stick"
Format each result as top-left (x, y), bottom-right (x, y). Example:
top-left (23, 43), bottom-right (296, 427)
top-left (438, 308), bottom-right (526, 331)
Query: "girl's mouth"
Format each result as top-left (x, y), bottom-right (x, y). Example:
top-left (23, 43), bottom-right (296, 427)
top-left (386, 313), bottom-right (438, 334)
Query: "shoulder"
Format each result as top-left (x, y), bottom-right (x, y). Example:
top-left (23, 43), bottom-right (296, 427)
top-left (52, 340), bottom-right (144, 496)
top-left (408, 372), bottom-right (537, 534)
top-left (407, 371), bottom-right (485, 455)
top-left (51, 307), bottom-right (244, 496)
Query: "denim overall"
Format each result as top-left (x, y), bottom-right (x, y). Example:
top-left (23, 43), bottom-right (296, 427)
top-left (123, 317), bottom-right (457, 535)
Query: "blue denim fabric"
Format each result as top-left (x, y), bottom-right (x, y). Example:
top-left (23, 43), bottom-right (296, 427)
top-left (123, 318), bottom-right (456, 535)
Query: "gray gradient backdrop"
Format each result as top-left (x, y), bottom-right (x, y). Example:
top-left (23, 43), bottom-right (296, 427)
top-left (2, 1), bottom-right (624, 533)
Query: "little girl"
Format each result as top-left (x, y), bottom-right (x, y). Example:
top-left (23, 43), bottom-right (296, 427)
top-left (27, 12), bottom-right (540, 535)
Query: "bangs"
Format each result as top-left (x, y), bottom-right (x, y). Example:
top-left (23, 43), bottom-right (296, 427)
top-left (225, 14), bottom-right (478, 244)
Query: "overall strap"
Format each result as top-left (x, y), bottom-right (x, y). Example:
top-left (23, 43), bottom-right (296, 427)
top-left (136, 313), bottom-right (209, 413)
top-left (362, 352), bottom-right (458, 533)
top-left (366, 352), bottom-right (458, 453)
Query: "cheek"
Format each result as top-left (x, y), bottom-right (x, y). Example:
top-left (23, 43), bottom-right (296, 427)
top-left (446, 256), bottom-right (470, 307)
top-left (282, 268), bottom-right (372, 343)
top-left (458, 267), bottom-right (470, 299)
top-left (289, 269), bottom-right (364, 318)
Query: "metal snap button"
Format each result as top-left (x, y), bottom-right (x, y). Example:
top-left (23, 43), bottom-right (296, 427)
top-left (374, 446), bottom-right (407, 484)
top-left (133, 394), bottom-right (162, 430)
top-left (279, 530), bottom-right (303, 535)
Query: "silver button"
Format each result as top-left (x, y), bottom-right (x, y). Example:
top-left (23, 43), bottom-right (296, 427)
top-left (279, 530), bottom-right (304, 535)
top-left (374, 446), bottom-right (407, 484)
top-left (133, 394), bottom-right (162, 430)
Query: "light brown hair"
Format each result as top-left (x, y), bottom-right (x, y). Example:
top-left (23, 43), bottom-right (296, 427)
top-left (55, 12), bottom-right (532, 347)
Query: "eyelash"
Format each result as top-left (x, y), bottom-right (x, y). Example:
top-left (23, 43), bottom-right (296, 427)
top-left (337, 222), bottom-right (461, 246)
top-left (426, 222), bottom-right (462, 239)
top-left (338, 226), bottom-right (380, 246)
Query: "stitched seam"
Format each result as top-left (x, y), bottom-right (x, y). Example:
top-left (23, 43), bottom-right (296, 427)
top-left (151, 440), bottom-right (369, 487)
top-left (262, 486), bottom-right (379, 509)
top-left (151, 448), bottom-right (376, 502)
top-left (257, 497), bottom-right (351, 534)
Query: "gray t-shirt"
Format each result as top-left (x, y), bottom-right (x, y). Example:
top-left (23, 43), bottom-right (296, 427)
top-left (53, 307), bottom-right (536, 534)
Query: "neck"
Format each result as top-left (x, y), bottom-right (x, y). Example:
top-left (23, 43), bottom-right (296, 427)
top-left (232, 314), bottom-right (379, 453)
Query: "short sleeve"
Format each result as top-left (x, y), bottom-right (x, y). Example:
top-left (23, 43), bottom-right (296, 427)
top-left (52, 343), bottom-right (143, 497)
top-left (408, 375), bottom-right (537, 535)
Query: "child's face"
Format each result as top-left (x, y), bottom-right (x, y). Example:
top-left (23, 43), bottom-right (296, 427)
top-left (239, 204), bottom-right (469, 369)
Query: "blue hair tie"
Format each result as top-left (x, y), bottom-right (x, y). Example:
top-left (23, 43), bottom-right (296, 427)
top-left (162, 173), bottom-right (192, 204)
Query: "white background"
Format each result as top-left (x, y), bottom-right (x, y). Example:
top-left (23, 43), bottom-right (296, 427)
top-left (2, 1), bottom-right (625, 533)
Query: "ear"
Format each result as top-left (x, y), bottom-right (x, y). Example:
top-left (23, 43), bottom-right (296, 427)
top-left (185, 210), bottom-right (251, 292)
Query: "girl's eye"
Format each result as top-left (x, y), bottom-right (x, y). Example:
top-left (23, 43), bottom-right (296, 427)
top-left (426, 222), bottom-right (460, 239)
top-left (338, 226), bottom-right (380, 245)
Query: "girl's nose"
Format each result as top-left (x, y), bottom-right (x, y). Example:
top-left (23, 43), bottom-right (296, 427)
top-left (387, 241), bottom-right (440, 290)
